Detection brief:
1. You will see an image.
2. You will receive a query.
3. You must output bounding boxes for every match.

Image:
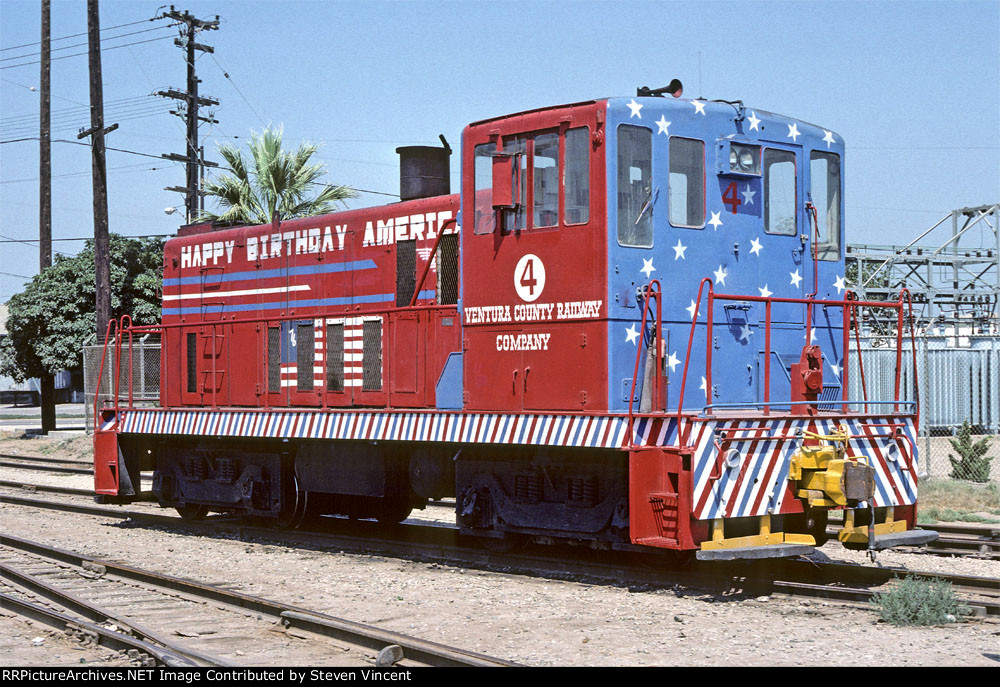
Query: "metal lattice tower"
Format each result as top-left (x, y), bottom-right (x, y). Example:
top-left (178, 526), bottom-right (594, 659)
top-left (846, 204), bottom-right (999, 336)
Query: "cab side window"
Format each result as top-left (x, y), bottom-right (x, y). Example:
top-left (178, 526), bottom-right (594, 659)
top-left (810, 151), bottom-right (841, 261)
top-left (764, 149), bottom-right (797, 235)
top-left (617, 124), bottom-right (653, 247)
top-left (472, 127), bottom-right (590, 234)
top-left (564, 127), bottom-right (589, 224)
top-left (668, 137), bottom-right (705, 228)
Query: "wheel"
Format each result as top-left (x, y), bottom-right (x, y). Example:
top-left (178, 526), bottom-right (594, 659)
top-left (274, 472), bottom-right (308, 530)
top-left (175, 504), bottom-right (209, 520)
top-left (808, 511), bottom-right (830, 547)
top-left (375, 499), bottom-right (414, 525)
top-left (477, 532), bottom-right (526, 554)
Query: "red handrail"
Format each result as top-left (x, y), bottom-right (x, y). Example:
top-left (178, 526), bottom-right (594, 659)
top-left (627, 280), bottom-right (663, 447)
top-left (677, 278), bottom-right (714, 448)
top-left (676, 283), bottom-right (918, 449)
top-left (409, 218), bottom-right (457, 308)
top-left (91, 318), bottom-right (118, 431)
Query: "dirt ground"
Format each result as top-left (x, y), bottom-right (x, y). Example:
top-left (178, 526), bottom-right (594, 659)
top-left (1, 433), bottom-right (999, 667)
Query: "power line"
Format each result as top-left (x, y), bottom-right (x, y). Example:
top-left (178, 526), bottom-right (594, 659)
top-left (1, 24), bottom-right (177, 63)
top-left (0, 233), bottom-right (171, 243)
top-left (0, 94), bottom-right (156, 124)
top-left (0, 162), bottom-right (178, 185)
top-left (209, 53), bottom-right (266, 126)
top-left (0, 16), bottom-right (163, 52)
top-left (1, 35), bottom-right (175, 70)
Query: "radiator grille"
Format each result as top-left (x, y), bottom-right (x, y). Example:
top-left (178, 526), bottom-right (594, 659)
top-left (296, 323), bottom-right (314, 391)
top-left (362, 320), bottom-right (382, 391)
top-left (186, 332), bottom-right (197, 393)
top-left (396, 239), bottom-right (416, 306)
top-left (437, 233), bottom-right (459, 305)
top-left (267, 326), bottom-right (280, 393)
top-left (326, 323), bottom-right (344, 392)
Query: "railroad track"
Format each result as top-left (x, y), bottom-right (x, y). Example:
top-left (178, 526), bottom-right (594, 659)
top-left (825, 521), bottom-right (999, 560)
top-left (0, 452), bottom-right (93, 475)
top-left (0, 533), bottom-right (517, 668)
top-left (3, 487), bottom-right (997, 621)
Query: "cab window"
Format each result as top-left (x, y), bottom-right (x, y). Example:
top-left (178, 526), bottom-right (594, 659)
top-left (668, 137), bottom-right (705, 228)
top-left (810, 151), bottom-right (841, 261)
top-left (533, 133), bottom-right (559, 228)
top-left (473, 127), bottom-right (591, 234)
top-left (764, 149), bottom-right (796, 235)
top-left (564, 127), bottom-right (589, 224)
top-left (473, 142), bottom-right (496, 235)
top-left (617, 124), bottom-right (653, 247)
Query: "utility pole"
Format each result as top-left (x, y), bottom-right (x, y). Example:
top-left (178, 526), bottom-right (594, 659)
top-left (39, 0), bottom-right (54, 433)
top-left (79, 0), bottom-right (117, 344)
top-left (158, 6), bottom-right (219, 224)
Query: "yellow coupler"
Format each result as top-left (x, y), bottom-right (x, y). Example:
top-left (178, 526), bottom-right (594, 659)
top-left (787, 426), bottom-right (876, 508)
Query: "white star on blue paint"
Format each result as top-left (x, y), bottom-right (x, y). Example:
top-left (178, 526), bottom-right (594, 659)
top-left (640, 257), bottom-right (656, 278)
top-left (787, 123), bottom-right (801, 142)
top-left (741, 188), bottom-right (756, 205)
top-left (708, 211), bottom-right (723, 231)
top-left (758, 284), bottom-right (773, 298)
top-left (830, 361), bottom-right (842, 378)
top-left (656, 115), bottom-right (670, 135)
top-left (790, 269), bottom-right (803, 288)
top-left (750, 237), bottom-right (763, 256)
top-left (713, 265), bottom-right (728, 287)
top-left (686, 300), bottom-right (698, 319)
top-left (692, 100), bottom-right (706, 116)
top-left (834, 275), bottom-right (846, 294)
top-left (673, 239), bottom-right (687, 260)
top-left (627, 99), bottom-right (643, 118)
top-left (739, 324), bottom-right (753, 343)
top-left (823, 130), bottom-right (836, 148)
top-left (666, 352), bottom-right (680, 373)
top-left (747, 111), bottom-right (761, 131)
top-left (699, 376), bottom-right (708, 392)
top-left (625, 324), bottom-right (640, 344)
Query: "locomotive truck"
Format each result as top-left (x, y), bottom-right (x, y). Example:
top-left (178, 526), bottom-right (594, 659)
top-left (94, 84), bottom-right (936, 560)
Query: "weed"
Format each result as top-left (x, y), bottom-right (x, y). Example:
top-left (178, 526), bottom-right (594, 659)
top-left (871, 575), bottom-right (969, 626)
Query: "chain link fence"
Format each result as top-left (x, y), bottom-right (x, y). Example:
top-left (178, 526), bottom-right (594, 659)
top-left (847, 334), bottom-right (999, 484)
top-left (82, 338), bottom-right (161, 432)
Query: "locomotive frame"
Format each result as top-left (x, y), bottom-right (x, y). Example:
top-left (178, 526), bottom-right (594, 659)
top-left (93, 87), bottom-right (936, 560)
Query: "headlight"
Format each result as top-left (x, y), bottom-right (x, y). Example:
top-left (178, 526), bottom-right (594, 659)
top-left (729, 143), bottom-right (760, 174)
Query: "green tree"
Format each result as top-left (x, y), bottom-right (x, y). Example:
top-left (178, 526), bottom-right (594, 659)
top-left (0, 235), bottom-right (163, 383)
top-left (197, 127), bottom-right (357, 225)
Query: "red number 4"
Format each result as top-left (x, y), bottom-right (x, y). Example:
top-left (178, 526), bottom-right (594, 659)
top-left (722, 182), bottom-right (742, 215)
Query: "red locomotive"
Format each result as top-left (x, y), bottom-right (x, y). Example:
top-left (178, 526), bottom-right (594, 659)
top-left (94, 86), bottom-right (936, 560)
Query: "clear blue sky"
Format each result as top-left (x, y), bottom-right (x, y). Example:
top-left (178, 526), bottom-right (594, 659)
top-left (2, 0), bottom-right (998, 302)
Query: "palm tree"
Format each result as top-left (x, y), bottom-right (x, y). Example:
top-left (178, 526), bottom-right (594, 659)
top-left (197, 127), bottom-right (358, 225)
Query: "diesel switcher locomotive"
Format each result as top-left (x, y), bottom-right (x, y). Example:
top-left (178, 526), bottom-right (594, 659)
top-left (94, 84), bottom-right (936, 560)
